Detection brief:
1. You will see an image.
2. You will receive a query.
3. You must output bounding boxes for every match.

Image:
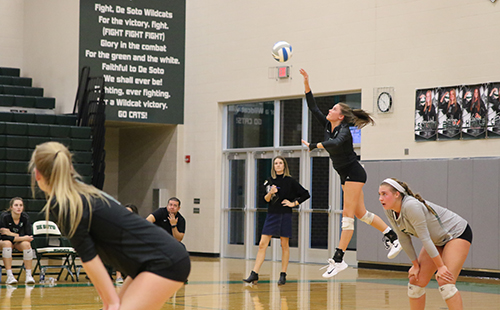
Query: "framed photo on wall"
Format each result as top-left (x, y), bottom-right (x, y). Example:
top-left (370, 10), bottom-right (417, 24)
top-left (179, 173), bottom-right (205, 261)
top-left (487, 82), bottom-right (500, 137)
top-left (461, 84), bottom-right (487, 139)
top-left (437, 86), bottom-right (462, 140)
top-left (415, 88), bottom-right (438, 141)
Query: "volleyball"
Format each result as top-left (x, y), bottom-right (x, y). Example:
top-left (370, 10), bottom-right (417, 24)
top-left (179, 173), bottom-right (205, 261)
top-left (272, 41), bottom-right (292, 62)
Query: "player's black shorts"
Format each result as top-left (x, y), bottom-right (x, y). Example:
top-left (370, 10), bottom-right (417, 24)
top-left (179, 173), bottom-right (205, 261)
top-left (335, 161), bottom-right (367, 185)
top-left (456, 224), bottom-right (473, 244)
top-left (143, 255), bottom-right (191, 282)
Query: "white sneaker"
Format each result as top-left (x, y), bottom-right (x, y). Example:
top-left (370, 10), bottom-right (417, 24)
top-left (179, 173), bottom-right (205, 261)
top-left (25, 275), bottom-right (36, 284)
top-left (6, 275), bottom-right (18, 285)
top-left (386, 239), bottom-right (403, 259)
top-left (320, 259), bottom-right (348, 278)
top-left (115, 277), bottom-right (124, 284)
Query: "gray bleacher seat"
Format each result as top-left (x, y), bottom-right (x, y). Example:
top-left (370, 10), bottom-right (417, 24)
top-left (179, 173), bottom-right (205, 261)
top-left (0, 67), bottom-right (20, 76)
top-left (71, 139), bottom-right (92, 151)
top-left (5, 148), bottom-right (30, 160)
top-left (4, 173), bottom-right (30, 186)
top-left (14, 95), bottom-right (36, 108)
top-left (28, 123), bottom-right (50, 136)
top-left (49, 124), bottom-right (71, 137)
top-left (12, 113), bottom-right (35, 123)
top-left (6, 135), bottom-right (28, 148)
top-left (56, 115), bottom-right (77, 125)
top-left (28, 136), bottom-right (50, 148)
top-left (4, 160), bottom-right (28, 173)
top-left (5, 122), bottom-right (28, 135)
top-left (0, 94), bottom-right (15, 106)
top-left (70, 126), bottom-right (91, 138)
top-left (35, 97), bottom-right (55, 109)
top-left (35, 114), bottom-right (56, 124)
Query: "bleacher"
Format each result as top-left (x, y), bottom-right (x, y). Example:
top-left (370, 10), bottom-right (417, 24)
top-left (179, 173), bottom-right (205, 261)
top-left (0, 67), bottom-right (94, 214)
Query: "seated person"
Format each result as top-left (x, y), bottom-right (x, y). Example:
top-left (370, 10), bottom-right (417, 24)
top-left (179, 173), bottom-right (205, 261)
top-left (0, 197), bottom-right (35, 284)
top-left (146, 197), bottom-right (185, 242)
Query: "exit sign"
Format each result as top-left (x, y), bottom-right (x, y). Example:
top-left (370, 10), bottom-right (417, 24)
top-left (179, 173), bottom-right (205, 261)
top-left (277, 66), bottom-right (290, 79)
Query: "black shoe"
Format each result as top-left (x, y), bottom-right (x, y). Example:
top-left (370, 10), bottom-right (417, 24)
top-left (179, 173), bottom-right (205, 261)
top-left (278, 272), bottom-right (286, 286)
top-left (243, 271), bottom-right (259, 284)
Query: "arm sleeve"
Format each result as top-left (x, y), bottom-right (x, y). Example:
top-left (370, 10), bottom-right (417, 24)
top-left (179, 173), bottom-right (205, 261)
top-left (151, 208), bottom-right (167, 222)
top-left (406, 203), bottom-right (440, 258)
top-left (0, 214), bottom-right (15, 242)
top-left (306, 91), bottom-right (327, 127)
top-left (68, 209), bottom-right (98, 263)
top-left (320, 125), bottom-right (351, 148)
top-left (293, 179), bottom-right (310, 205)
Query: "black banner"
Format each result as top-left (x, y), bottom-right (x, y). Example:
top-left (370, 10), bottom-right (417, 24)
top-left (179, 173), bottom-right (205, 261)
top-left (80, 0), bottom-right (186, 124)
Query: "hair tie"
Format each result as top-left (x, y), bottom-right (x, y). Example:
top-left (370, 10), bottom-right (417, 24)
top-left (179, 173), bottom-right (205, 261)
top-left (54, 150), bottom-right (61, 160)
top-left (382, 178), bottom-right (406, 195)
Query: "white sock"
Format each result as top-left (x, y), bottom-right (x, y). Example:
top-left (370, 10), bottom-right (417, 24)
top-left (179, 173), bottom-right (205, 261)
top-left (6, 269), bottom-right (14, 277)
top-left (26, 269), bottom-right (32, 277)
top-left (383, 227), bottom-right (391, 234)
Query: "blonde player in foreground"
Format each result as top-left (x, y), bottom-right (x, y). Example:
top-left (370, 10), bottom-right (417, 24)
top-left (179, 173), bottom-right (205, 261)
top-left (30, 141), bottom-right (190, 310)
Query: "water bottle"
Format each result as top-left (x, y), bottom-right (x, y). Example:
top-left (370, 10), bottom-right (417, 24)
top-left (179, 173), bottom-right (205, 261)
top-left (39, 268), bottom-right (45, 284)
top-left (47, 277), bottom-right (55, 286)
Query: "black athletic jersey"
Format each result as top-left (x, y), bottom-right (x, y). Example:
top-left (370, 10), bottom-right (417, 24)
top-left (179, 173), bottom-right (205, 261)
top-left (306, 91), bottom-right (358, 169)
top-left (151, 208), bottom-right (186, 235)
top-left (53, 194), bottom-right (189, 278)
top-left (265, 174), bottom-right (310, 214)
top-left (0, 212), bottom-right (32, 242)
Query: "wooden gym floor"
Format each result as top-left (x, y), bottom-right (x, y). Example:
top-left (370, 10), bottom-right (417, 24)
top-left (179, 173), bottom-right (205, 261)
top-left (2, 257), bottom-right (500, 309)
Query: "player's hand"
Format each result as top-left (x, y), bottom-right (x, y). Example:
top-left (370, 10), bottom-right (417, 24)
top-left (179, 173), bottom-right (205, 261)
top-left (270, 185), bottom-right (278, 195)
top-left (0, 228), bottom-right (9, 235)
top-left (301, 139), bottom-right (310, 149)
top-left (168, 213), bottom-right (178, 225)
top-left (436, 265), bottom-right (454, 283)
top-left (281, 199), bottom-right (296, 208)
top-left (299, 69), bottom-right (309, 81)
top-left (408, 264), bottom-right (420, 282)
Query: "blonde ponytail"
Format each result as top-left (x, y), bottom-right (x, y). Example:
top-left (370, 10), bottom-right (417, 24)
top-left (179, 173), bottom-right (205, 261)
top-left (29, 142), bottom-right (105, 237)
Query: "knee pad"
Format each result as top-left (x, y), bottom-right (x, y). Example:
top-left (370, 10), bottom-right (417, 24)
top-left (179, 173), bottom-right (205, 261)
top-left (2, 247), bottom-right (12, 258)
top-left (23, 249), bottom-right (33, 260)
top-left (408, 283), bottom-right (426, 299)
top-left (439, 284), bottom-right (458, 300)
top-left (359, 211), bottom-right (374, 225)
top-left (342, 217), bottom-right (355, 230)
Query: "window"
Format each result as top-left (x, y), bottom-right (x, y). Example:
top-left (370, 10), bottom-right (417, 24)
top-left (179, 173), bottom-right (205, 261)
top-left (227, 102), bottom-right (274, 149)
top-left (280, 98), bottom-right (302, 146)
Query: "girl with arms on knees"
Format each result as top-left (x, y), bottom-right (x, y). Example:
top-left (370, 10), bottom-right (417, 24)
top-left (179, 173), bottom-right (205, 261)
top-left (30, 142), bottom-right (190, 310)
top-left (379, 178), bottom-right (472, 310)
top-left (299, 69), bottom-right (402, 278)
top-left (243, 156), bottom-right (310, 285)
top-left (0, 197), bottom-right (35, 284)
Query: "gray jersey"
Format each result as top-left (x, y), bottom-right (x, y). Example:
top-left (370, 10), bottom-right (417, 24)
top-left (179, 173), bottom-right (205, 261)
top-left (384, 195), bottom-right (467, 261)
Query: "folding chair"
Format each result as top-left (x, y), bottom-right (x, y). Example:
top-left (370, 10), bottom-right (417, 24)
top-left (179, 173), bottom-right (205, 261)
top-left (31, 220), bottom-right (78, 281)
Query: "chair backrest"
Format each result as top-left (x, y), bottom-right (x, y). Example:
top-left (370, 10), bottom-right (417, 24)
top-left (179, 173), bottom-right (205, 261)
top-left (33, 220), bottom-right (62, 236)
top-left (32, 220), bottom-right (62, 247)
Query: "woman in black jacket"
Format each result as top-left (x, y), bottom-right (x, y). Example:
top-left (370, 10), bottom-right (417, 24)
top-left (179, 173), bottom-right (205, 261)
top-left (243, 156), bottom-right (310, 285)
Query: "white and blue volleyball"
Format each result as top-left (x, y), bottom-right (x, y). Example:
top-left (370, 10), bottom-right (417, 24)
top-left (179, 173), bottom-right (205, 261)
top-left (272, 41), bottom-right (292, 62)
